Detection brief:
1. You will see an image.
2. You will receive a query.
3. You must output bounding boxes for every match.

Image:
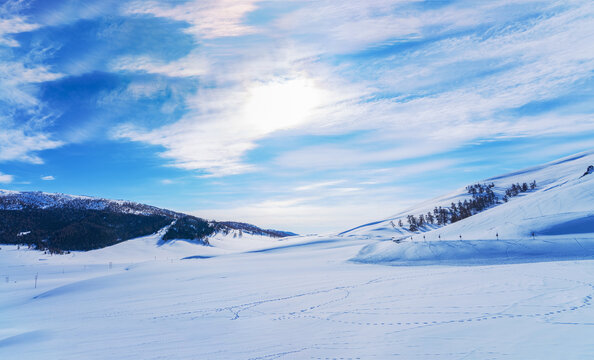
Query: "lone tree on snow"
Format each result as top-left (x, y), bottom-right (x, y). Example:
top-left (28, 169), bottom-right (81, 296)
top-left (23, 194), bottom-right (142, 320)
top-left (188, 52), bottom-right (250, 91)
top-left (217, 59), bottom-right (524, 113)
top-left (581, 165), bottom-right (594, 178)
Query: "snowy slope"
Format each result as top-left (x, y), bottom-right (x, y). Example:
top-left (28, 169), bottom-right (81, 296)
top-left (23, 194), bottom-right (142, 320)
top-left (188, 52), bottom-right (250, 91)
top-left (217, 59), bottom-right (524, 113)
top-left (351, 150), bottom-right (594, 264)
top-left (343, 150), bottom-right (594, 239)
top-left (0, 229), bottom-right (300, 267)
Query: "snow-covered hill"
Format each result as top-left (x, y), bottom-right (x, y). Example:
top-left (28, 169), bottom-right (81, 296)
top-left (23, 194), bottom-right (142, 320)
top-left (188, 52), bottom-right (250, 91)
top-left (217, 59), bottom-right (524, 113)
top-left (344, 150), bottom-right (594, 240)
top-left (348, 150), bottom-right (594, 264)
top-left (0, 190), bottom-right (179, 217)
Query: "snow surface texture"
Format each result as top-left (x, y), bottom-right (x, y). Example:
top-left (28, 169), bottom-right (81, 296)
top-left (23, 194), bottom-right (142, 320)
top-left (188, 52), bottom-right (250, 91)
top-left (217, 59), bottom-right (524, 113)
top-left (2, 236), bottom-right (594, 359)
top-left (2, 150), bottom-right (594, 358)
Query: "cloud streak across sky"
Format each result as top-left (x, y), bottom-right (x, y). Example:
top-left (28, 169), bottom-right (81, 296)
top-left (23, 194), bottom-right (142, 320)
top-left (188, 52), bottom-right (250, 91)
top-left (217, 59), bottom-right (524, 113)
top-left (0, 0), bottom-right (593, 232)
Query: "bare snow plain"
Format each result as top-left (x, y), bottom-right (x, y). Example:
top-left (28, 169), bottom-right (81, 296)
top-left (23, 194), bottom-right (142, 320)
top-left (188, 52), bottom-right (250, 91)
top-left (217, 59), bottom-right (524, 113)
top-left (2, 234), bottom-right (594, 359)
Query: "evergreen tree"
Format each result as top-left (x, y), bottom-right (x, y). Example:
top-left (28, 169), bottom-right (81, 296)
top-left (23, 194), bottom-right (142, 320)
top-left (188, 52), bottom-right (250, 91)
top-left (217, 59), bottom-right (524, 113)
top-left (407, 215), bottom-right (418, 232)
top-left (426, 212), bottom-right (434, 224)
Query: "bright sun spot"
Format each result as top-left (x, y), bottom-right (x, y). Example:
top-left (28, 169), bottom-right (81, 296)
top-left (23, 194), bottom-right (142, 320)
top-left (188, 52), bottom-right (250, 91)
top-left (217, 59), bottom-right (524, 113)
top-left (243, 78), bottom-right (327, 134)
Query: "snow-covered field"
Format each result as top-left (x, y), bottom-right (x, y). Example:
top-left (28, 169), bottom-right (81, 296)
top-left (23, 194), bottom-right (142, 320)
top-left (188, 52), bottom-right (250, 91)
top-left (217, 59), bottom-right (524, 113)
top-left (2, 150), bottom-right (594, 359)
top-left (2, 234), bottom-right (594, 359)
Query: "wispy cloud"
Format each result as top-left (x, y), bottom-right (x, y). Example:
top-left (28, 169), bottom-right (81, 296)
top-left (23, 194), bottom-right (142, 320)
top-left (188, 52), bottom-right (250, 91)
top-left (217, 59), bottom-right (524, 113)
top-left (113, 75), bottom-right (345, 176)
top-left (0, 127), bottom-right (63, 164)
top-left (0, 171), bottom-right (14, 184)
top-left (194, 184), bottom-right (421, 234)
top-left (272, 0), bottom-right (529, 54)
top-left (0, 60), bottom-right (64, 106)
top-left (112, 53), bottom-right (209, 78)
top-left (0, 2), bottom-right (65, 164)
top-left (295, 180), bottom-right (346, 192)
top-left (0, 0), bottom-right (41, 47)
top-left (125, 0), bottom-right (258, 39)
top-left (41, 175), bottom-right (55, 181)
top-left (110, 0), bottom-right (594, 179)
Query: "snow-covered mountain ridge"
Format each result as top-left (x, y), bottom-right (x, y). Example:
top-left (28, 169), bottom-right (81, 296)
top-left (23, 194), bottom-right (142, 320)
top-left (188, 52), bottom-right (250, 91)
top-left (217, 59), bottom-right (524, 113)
top-left (0, 190), bottom-right (181, 217)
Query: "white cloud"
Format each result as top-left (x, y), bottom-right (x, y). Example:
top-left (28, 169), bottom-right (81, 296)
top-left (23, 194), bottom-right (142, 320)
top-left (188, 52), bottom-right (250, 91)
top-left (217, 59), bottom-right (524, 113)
top-left (0, 126), bottom-right (63, 164)
top-left (271, 0), bottom-right (594, 165)
top-left (295, 180), bottom-right (346, 192)
top-left (23, 0), bottom-right (124, 27)
top-left (193, 186), bottom-right (421, 234)
top-left (0, 172), bottom-right (14, 184)
top-left (125, 0), bottom-right (258, 39)
top-left (113, 0), bottom-right (594, 180)
top-left (272, 0), bottom-right (530, 54)
top-left (0, 16), bottom-right (39, 47)
top-left (274, 1), bottom-right (423, 54)
top-left (0, 3), bottom-right (65, 165)
top-left (0, 61), bottom-right (64, 107)
top-left (196, 202), bottom-right (384, 234)
top-left (41, 175), bottom-right (55, 181)
top-left (113, 75), bottom-right (344, 176)
top-left (273, 141), bottom-right (464, 171)
top-left (0, 1), bottom-right (40, 47)
top-left (515, 138), bottom-right (594, 162)
top-left (112, 53), bottom-right (209, 78)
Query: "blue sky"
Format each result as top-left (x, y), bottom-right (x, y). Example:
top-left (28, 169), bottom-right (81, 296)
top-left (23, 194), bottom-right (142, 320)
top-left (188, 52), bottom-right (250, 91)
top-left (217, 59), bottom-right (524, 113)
top-left (1, 0), bottom-right (593, 233)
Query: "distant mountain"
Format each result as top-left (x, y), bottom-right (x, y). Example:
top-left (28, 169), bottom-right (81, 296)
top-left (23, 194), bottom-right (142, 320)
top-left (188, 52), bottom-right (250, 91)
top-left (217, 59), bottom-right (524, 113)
top-left (0, 190), bottom-right (295, 252)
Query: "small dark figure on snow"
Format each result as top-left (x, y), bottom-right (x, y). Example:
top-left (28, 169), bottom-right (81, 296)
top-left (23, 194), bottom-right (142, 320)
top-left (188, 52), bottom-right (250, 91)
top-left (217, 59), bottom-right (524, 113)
top-left (581, 165), bottom-right (594, 178)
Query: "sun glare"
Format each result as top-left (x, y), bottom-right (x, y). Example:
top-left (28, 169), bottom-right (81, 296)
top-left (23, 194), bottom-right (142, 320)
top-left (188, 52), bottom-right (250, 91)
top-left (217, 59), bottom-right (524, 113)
top-left (242, 78), bottom-right (326, 134)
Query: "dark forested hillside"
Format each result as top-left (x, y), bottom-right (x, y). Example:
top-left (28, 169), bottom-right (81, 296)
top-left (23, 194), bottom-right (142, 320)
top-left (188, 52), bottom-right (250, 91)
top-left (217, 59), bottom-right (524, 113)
top-left (0, 209), bottom-right (172, 252)
top-left (218, 221), bottom-right (297, 237)
top-left (0, 190), bottom-right (295, 252)
top-left (161, 216), bottom-right (215, 244)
